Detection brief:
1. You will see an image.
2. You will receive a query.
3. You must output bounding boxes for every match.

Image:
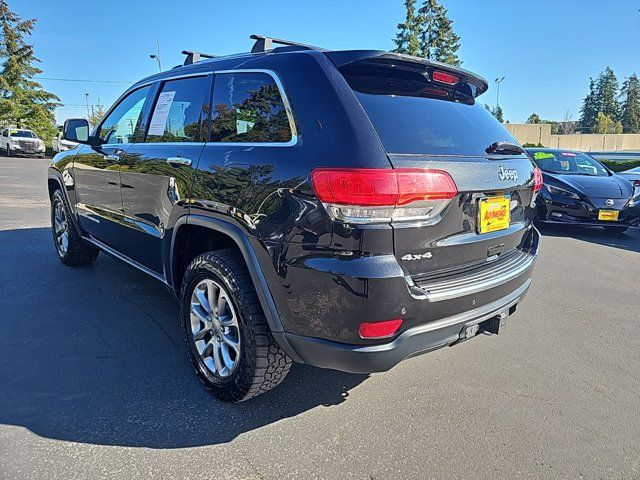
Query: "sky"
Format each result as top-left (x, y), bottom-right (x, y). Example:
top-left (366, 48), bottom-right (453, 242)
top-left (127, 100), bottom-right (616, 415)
top-left (13, 0), bottom-right (640, 125)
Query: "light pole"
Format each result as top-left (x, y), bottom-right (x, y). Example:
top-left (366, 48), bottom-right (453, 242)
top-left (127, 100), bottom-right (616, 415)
top-left (495, 76), bottom-right (506, 112)
top-left (149, 38), bottom-right (162, 72)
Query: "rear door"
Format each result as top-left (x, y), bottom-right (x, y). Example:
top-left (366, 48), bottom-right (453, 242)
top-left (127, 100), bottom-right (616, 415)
top-left (118, 74), bottom-right (211, 274)
top-left (336, 57), bottom-right (537, 276)
top-left (72, 85), bottom-right (151, 248)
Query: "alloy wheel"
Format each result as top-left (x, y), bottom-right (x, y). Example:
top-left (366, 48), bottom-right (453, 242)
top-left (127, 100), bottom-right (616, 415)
top-left (53, 199), bottom-right (69, 256)
top-left (190, 278), bottom-right (241, 378)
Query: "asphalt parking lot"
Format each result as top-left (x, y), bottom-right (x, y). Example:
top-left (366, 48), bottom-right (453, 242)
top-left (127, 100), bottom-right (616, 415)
top-left (1, 156), bottom-right (639, 479)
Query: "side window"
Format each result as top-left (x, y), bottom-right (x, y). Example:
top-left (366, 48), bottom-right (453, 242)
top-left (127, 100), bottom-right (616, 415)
top-left (1, 129), bottom-right (6, 137)
top-left (209, 72), bottom-right (293, 143)
top-left (145, 76), bottom-right (209, 143)
top-left (98, 86), bottom-right (150, 144)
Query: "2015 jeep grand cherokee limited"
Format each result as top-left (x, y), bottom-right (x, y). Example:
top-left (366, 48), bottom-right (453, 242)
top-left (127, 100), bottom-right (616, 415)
top-left (49, 35), bottom-right (541, 402)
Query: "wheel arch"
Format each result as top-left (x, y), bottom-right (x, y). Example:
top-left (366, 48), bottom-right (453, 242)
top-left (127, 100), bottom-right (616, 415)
top-left (169, 215), bottom-right (302, 362)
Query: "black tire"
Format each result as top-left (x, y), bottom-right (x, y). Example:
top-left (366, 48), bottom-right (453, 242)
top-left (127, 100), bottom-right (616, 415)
top-left (181, 250), bottom-right (292, 402)
top-left (50, 190), bottom-right (99, 266)
top-left (604, 226), bottom-right (628, 234)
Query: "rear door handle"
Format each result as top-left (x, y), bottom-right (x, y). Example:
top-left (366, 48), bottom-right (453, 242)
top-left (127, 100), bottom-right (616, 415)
top-left (167, 157), bottom-right (192, 167)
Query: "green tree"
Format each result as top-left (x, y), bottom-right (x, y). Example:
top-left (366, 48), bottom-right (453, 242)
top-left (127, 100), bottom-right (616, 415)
top-left (594, 112), bottom-right (623, 134)
top-left (417, 0), bottom-right (461, 66)
top-left (526, 113), bottom-right (542, 124)
top-left (88, 98), bottom-right (106, 127)
top-left (393, 0), bottom-right (461, 66)
top-left (579, 78), bottom-right (599, 132)
top-left (595, 66), bottom-right (620, 121)
top-left (484, 103), bottom-right (503, 122)
top-left (392, 0), bottom-right (421, 56)
top-left (0, 1), bottom-right (59, 143)
top-left (620, 73), bottom-right (640, 133)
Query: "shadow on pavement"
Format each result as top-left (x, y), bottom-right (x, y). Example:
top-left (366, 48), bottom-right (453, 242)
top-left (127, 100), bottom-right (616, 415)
top-left (537, 223), bottom-right (640, 253)
top-left (0, 227), bottom-right (368, 448)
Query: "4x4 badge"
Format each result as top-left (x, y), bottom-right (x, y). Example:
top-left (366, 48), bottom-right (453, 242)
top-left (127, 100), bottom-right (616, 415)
top-left (402, 252), bottom-right (432, 261)
top-left (498, 166), bottom-right (518, 182)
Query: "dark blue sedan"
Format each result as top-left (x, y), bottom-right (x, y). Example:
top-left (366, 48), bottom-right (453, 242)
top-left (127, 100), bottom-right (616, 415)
top-left (526, 148), bottom-right (640, 233)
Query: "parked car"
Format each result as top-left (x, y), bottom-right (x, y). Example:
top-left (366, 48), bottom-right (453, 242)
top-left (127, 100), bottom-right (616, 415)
top-left (526, 148), bottom-right (640, 233)
top-left (1, 128), bottom-right (46, 157)
top-left (52, 130), bottom-right (79, 153)
top-left (618, 166), bottom-right (640, 187)
top-left (48, 35), bottom-right (540, 402)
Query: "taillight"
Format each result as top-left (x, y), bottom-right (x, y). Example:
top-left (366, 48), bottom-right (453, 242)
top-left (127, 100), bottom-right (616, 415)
top-left (533, 167), bottom-right (543, 193)
top-left (359, 319), bottom-right (403, 339)
top-left (633, 179), bottom-right (640, 187)
top-left (311, 168), bottom-right (458, 224)
top-left (432, 70), bottom-right (460, 85)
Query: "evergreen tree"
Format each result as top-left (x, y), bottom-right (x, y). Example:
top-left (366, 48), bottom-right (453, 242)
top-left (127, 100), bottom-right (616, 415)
top-left (620, 73), bottom-right (640, 133)
top-left (595, 66), bottom-right (620, 120)
top-left (418, 0), bottom-right (461, 66)
top-left (526, 113), bottom-right (542, 124)
top-left (579, 78), bottom-right (599, 132)
top-left (393, 0), bottom-right (461, 66)
top-left (392, 0), bottom-right (421, 56)
top-left (0, 0), bottom-right (59, 143)
top-left (88, 98), bottom-right (106, 127)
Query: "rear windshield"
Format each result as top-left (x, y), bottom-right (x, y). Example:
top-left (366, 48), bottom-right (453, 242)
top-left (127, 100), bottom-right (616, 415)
top-left (355, 92), bottom-right (518, 156)
top-left (341, 64), bottom-right (519, 156)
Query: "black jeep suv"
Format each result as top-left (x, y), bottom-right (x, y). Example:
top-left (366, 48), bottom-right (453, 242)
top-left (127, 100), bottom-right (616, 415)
top-left (49, 35), bottom-right (541, 402)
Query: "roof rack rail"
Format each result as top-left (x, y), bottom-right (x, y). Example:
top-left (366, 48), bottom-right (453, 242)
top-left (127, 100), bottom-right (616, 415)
top-left (250, 34), bottom-right (321, 53)
top-left (182, 50), bottom-right (217, 66)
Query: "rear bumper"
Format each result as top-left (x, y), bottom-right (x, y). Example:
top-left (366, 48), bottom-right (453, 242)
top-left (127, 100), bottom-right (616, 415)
top-left (283, 279), bottom-right (531, 374)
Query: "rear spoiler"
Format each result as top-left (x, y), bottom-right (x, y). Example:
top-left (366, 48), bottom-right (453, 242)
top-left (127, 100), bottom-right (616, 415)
top-left (324, 50), bottom-right (489, 98)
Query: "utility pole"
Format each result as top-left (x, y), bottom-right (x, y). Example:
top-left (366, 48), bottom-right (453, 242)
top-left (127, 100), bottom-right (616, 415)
top-left (149, 38), bottom-right (162, 72)
top-left (84, 91), bottom-right (90, 119)
top-left (495, 76), bottom-right (506, 112)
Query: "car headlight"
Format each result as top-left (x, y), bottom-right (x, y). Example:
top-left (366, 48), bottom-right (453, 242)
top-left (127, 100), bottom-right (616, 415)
top-left (545, 184), bottom-right (581, 199)
top-left (10, 139), bottom-right (19, 146)
top-left (627, 187), bottom-right (640, 207)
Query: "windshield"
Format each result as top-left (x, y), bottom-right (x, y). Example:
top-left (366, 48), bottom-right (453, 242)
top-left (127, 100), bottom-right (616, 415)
top-left (529, 150), bottom-right (609, 176)
top-left (11, 130), bottom-right (37, 138)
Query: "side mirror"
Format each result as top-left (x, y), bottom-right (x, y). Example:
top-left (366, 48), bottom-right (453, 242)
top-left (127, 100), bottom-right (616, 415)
top-left (62, 118), bottom-right (92, 144)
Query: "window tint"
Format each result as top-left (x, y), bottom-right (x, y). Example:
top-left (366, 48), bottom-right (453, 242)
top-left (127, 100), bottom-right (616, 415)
top-left (355, 92), bottom-right (518, 156)
top-left (98, 86), bottom-right (150, 144)
top-left (209, 72), bottom-right (292, 143)
top-left (145, 76), bottom-right (209, 143)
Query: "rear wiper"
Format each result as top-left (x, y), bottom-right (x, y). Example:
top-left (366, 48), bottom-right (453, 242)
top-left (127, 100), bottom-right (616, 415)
top-left (485, 141), bottom-right (525, 155)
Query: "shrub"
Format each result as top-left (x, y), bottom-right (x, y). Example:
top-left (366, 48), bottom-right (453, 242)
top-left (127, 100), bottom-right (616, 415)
top-left (600, 159), bottom-right (640, 172)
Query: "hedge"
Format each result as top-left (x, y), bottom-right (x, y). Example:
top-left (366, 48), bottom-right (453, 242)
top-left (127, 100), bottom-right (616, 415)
top-left (600, 159), bottom-right (640, 172)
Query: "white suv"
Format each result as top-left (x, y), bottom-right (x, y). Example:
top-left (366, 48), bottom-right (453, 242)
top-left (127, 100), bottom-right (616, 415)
top-left (1, 128), bottom-right (46, 157)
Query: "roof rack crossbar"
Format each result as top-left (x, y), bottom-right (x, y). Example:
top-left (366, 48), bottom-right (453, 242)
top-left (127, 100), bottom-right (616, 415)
top-left (182, 50), bottom-right (217, 66)
top-left (250, 34), bottom-right (320, 53)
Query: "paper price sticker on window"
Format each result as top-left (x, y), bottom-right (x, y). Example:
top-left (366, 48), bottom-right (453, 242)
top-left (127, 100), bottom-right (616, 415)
top-left (148, 91), bottom-right (176, 136)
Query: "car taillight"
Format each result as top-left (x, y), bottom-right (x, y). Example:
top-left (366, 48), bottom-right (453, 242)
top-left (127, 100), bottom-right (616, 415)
top-left (359, 319), bottom-right (403, 339)
top-left (311, 168), bottom-right (458, 224)
top-left (633, 179), bottom-right (640, 187)
top-left (533, 167), bottom-right (543, 193)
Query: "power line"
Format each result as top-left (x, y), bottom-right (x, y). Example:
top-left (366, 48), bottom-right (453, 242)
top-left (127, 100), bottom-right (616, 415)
top-left (35, 76), bottom-right (133, 84)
